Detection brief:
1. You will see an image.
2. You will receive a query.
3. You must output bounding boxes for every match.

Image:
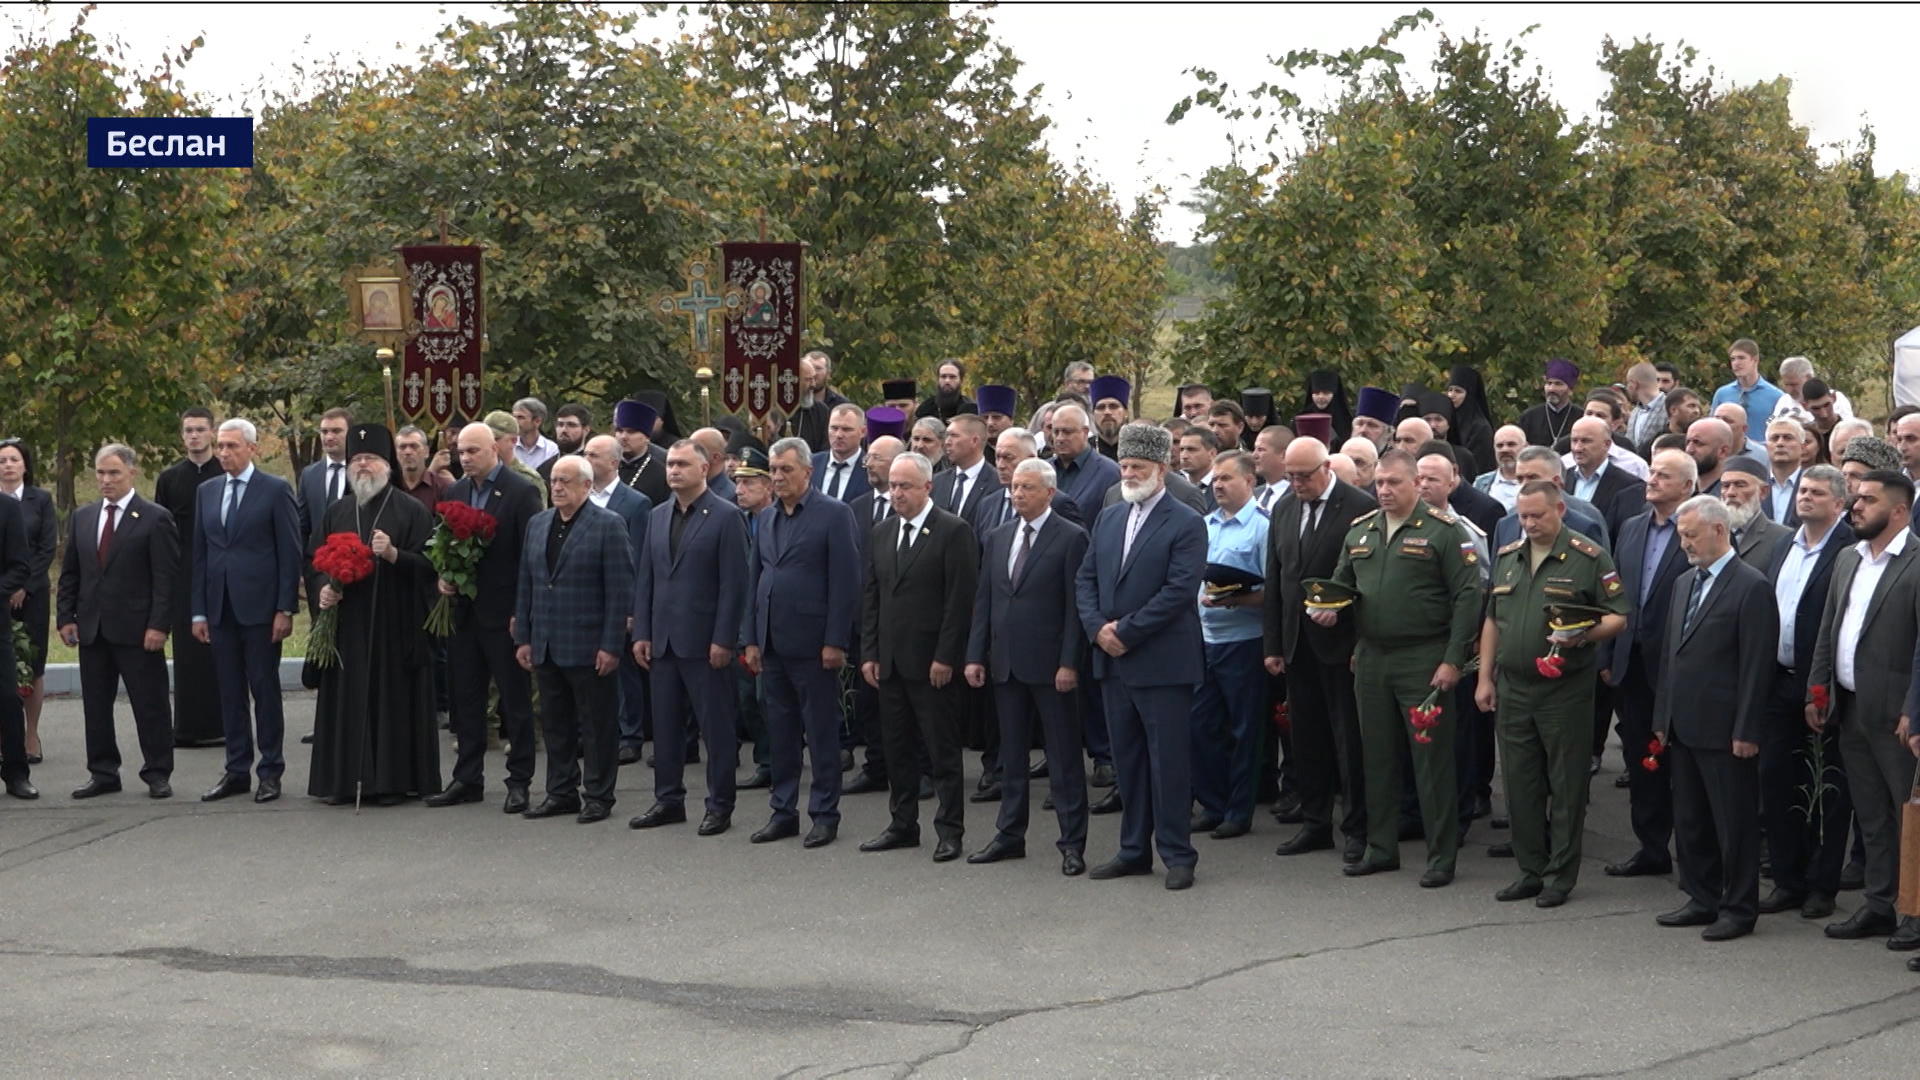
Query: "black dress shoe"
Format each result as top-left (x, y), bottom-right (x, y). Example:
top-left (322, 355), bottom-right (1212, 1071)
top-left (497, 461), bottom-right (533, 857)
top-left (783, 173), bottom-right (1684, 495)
top-left (1165, 865), bottom-right (1195, 891)
top-left (300, 732), bottom-right (314, 745)
top-left (253, 778), bottom-right (280, 804)
top-left (1826, 907), bottom-right (1898, 939)
top-left (1758, 887), bottom-right (1809, 915)
top-left (968, 783), bottom-right (1002, 804)
top-left (932, 839), bottom-right (962, 863)
top-left (1801, 894), bottom-right (1837, 920)
top-left (739, 765), bottom-right (773, 790)
top-left (1089, 790), bottom-right (1122, 815)
top-left (838, 748), bottom-right (854, 772)
top-left (577, 801), bottom-right (611, 824)
top-left (1342, 836), bottom-right (1365, 865)
top-left (1190, 811), bottom-right (1223, 833)
top-left (1604, 852), bottom-right (1671, 877)
top-left (1490, 815), bottom-right (1510, 830)
top-left (1028, 756), bottom-right (1049, 780)
top-left (1888, 918), bottom-right (1920, 951)
top-left (71, 778), bottom-right (122, 799)
top-left (1419, 868), bottom-right (1454, 888)
top-left (1090, 762), bottom-right (1116, 788)
top-left (1701, 918), bottom-right (1754, 942)
top-left (967, 837), bottom-right (1026, 864)
top-left (1613, 772), bottom-right (1631, 789)
top-left (1908, 955), bottom-right (1920, 973)
top-left (25, 752), bottom-right (42, 766)
top-left (617, 745), bottom-right (642, 766)
top-left (1089, 857), bottom-right (1151, 880)
top-left (628, 803), bottom-right (687, 829)
top-left (503, 786), bottom-right (530, 815)
top-left (1211, 819), bottom-right (1250, 840)
top-left (147, 779), bottom-right (172, 800)
top-left (1272, 793), bottom-right (1304, 824)
top-left (202, 774), bottom-right (251, 802)
top-left (523, 797), bottom-right (582, 819)
top-left (424, 781), bottom-right (484, 807)
top-left (1839, 861), bottom-right (1866, 891)
top-left (1535, 888), bottom-right (1569, 908)
top-left (1468, 793), bottom-right (1492, 821)
top-left (803, 821), bottom-right (837, 848)
top-left (844, 772), bottom-right (887, 795)
top-left (1342, 859), bottom-right (1399, 877)
top-left (1656, 902), bottom-right (1717, 928)
top-left (5, 778), bottom-right (38, 800)
top-left (1061, 851), bottom-right (1086, 876)
top-left (643, 750), bottom-right (655, 767)
top-left (1495, 879), bottom-right (1543, 902)
top-left (697, 812), bottom-right (731, 837)
top-left (751, 818), bottom-right (799, 844)
top-left (860, 828), bottom-right (920, 853)
top-left (1275, 828), bottom-right (1334, 856)
top-left (1042, 795), bottom-right (1055, 811)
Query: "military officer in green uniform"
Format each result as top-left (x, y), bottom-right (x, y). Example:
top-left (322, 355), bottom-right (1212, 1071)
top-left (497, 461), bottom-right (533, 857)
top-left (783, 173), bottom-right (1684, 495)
top-left (1313, 449), bottom-right (1482, 887)
top-left (1474, 479), bottom-right (1628, 907)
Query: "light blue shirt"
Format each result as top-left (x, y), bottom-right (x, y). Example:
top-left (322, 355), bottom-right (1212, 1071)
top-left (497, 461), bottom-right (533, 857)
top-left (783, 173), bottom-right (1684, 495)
top-left (1773, 523), bottom-right (1834, 667)
top-left (1768, 468), bottom-right (1801, 523)
top-left (1571, 461), bottom-right (1607, 504)
top-left (1199, 501), bottom-right (1269, 644)
top-left (1712, 378), bottom-right (1786, 444)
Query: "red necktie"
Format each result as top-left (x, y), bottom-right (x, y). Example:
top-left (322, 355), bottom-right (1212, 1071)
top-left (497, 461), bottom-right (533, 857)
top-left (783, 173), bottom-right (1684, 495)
top-left (98, 503), bottom-right (118, 567)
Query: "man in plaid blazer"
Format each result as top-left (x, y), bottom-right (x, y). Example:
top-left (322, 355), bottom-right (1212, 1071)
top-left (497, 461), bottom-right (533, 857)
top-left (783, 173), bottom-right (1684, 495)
top-left (514, 455), bottom-right (635, 824)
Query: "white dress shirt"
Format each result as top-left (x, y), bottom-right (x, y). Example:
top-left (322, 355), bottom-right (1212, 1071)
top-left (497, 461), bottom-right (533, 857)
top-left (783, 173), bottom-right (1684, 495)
top-left (1007, 509), bottom-right (1052, 579)
top-left (97, 489), bottom-right (135, 544)
top-left (1768, 468), bottom-right (1801, 522)
top-left (514, 434), bottom-right (559, 469)
top-left (1773, 522), bottom-right (1834, 667)
top-left (1123, 487), bottom-right (1167, 563)
top-left (897, 499), bottom-right (935, 551)
top-left (946, 459), bottom-right (985, 512)
top-left (1836, 528), bottom-right (1909, 691)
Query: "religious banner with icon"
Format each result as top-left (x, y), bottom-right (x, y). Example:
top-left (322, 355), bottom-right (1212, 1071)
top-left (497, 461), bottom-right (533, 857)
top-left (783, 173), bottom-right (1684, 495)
top-left (398, 243), bottom-right (485, 426)
top-left (718, 241), bottom-right (803, 426)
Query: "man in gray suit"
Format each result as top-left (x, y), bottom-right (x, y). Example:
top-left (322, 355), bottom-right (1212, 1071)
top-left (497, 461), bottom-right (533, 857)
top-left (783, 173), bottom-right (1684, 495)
top-left (1809, 470), bottom-right (1920, 947)
top-left (513, 456), bottom-right (634, 824)
top-left (1718, 456), bottom-right (1791, 570)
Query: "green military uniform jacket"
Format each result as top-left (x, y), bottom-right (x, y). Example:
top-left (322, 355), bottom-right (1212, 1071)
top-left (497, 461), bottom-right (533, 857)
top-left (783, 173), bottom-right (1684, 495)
top-left (1332, 505), bottom-right (1483, 667)
top-left (1486, 525), bottom-right (1628, 683)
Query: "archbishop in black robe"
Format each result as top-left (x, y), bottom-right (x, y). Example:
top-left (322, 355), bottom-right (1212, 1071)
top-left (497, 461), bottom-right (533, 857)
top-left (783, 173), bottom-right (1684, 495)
top-left (307, 467), bottom-right (442, 804)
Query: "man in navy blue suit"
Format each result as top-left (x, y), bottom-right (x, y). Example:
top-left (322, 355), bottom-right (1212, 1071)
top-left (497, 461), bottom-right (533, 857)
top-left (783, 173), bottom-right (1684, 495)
top-left (582, 434), bottom-right (653, 763)
top-left (742, 437), bottom-right (862, 848)
top-left (1075, 422), bottom-right (1209, 890)
top-left (965, 457), bottom-right (1091, 874)
top-left (811, 403), bottom-right (871, 503)
top-left (1047, 404), bottom-right (1122, 788)
top-left (630, 439), bottom-right (750, 836)
top-left (192, 418), bottom-right (302, 803)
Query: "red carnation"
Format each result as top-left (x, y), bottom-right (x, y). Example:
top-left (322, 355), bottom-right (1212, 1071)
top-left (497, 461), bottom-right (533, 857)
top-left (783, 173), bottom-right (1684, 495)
top-left (1810, 684), bottom-right (1830, 712)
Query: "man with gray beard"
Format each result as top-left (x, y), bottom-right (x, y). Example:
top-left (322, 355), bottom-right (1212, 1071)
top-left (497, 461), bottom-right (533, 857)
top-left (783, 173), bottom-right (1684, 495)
top-left (306, 424), bottom-right (441, 806)
top-left (1717, 457), bottom-right (1791, 570)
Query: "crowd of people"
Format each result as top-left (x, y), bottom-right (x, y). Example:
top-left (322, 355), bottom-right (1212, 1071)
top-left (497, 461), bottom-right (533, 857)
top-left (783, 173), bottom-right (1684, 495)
top-left (3, 343), bottom-right (1919, 968)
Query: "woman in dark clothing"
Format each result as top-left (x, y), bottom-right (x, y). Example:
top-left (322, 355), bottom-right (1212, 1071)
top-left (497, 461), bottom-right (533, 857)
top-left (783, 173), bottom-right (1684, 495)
top-left (1445, 365), bottom-right (1498, 482)
top-left (1239, 388), bottom-right (1277, 449)
top-left (1301, 370), bottom-right (1352, 444)
top-left (0, 439), bottom-right (56, 763)
top-left (1397, 382), bottom-right (1429, 425)
top-left (1415, 390), bottom-right (1480, 480)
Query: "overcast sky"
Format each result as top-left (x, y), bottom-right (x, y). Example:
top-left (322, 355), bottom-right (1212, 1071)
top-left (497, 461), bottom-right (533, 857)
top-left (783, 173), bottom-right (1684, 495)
top-left (15, 3), bottom-right (1918, 242)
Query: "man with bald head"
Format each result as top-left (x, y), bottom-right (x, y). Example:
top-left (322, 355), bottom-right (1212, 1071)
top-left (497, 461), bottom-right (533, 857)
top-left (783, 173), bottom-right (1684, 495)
top-left (1327, 454), bottom-right (1359, 486)
top-left (582, 433), bottom-right (654, 763)
top-left (1686, 418), bottom-right (1739, 498)
top-left (1474, 425), bottom-right (1529, 511)
top-left (1394, 417), bottom-right (1434, 457)
top-left (1564, 416), bottom-right (1641, 533)
top-left (846, 435), bottom-right (909, 796)
top-left (1265, 434), bottom-right (1377, 862)
top-left (427, 422), bottom-right (548, 812)
top-left (1713, 402), bottom-right (1768, 459)
top-left (691, 427), bottom-right (735, 503)
top-left (1340, 438), bottom-right (1379, 490)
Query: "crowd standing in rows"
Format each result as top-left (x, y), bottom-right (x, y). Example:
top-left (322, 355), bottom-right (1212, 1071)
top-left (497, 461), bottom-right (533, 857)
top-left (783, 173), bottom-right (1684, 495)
top-left (4, 345), bottom-right (1920, 968)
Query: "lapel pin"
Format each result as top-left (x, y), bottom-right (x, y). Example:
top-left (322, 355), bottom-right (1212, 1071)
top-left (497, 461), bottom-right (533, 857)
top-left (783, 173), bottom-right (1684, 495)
top-left (129, 510), bottom-right (140, 519)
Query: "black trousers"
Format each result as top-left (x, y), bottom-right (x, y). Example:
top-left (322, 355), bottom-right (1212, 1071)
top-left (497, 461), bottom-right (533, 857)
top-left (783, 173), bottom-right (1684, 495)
top-left (881, 676), bottom-right (964, 843)
top-left (1760, 668), bottom-right (1851, 898)
top-left (1670, 737), bottom-right (1760, 925)
top-left (993, 679), bottom-right (1087, 852)
top-left (1285, 645), bottom-right (1365, 840)
top-left (1613, 647), bottom-right (1673, 862)
top-left (447, 622), bottom-right (535, 789)
top-left (535, 663), bottom-right (618, 807)
top-left (79, 639), bottom-right (174, 784)
top-left (0, 628), bottom-right (26, 782)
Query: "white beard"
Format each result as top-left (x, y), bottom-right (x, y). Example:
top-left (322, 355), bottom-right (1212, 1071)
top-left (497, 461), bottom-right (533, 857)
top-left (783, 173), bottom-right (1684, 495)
top-left (1726, 499), bottom-right (1760, 532)
top-left (1120, 477), bottom-right (1160, 505)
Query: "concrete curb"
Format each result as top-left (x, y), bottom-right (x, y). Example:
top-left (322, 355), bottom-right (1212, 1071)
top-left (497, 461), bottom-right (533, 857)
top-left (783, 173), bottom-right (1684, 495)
top-left (38, 658), bottom-right (309, 698)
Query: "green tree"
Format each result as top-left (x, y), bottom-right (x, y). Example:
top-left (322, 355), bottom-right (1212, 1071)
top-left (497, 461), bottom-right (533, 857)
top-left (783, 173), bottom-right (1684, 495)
top-left (0, 13), bottom-right (237, 508)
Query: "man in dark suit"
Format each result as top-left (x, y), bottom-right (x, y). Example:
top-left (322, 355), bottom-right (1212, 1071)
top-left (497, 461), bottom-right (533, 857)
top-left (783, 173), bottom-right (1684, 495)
top-left (1265, 435), bottom-right (1376, 862)
top-left (811, 403), bottom-right (871, 503)
top-left (970, 428), bottom-right (1083, 541)
top-left (965, 456), bottom-right (1091, 873)
top-left (630, 439), bottom-right (750, 836)
top-left (742, 437), bottom-right (862, 848)
top-left (1565, 416), bottom-right (1642, 539)
top-left (1076, 422), bottom-right (1210, 890)
top-left (153, 407), bottom-right (226, 746)
top-left (296, 407), bottom-right (352, 554)
top-left (192, 419), bottom-right (303, 803)
top-left (1602, 448), bottom-right (1699, 877)
top-left (1809, 470), bottom-right (1920, 945)
top-left (860, 451), bottom-right (979, 862)
top-left (581, 434), bottom-right (653, 763)
top-left (513, 456), bottom-right (634, 824)
top-left (1762, 417), bottom-right (1807, 528)
top-left (0, 491), bottom-right (29, 799)
top-left (932, 414), bottom-right (1000, 523)
top-left (1651, 495), bottom-right (1777, 941)
top-left (1719, 456), bottom-right (1792, 570)
top-left (426, 423), bottom-right (546, 814)
top-left (1044, 405), bottom-right (1122, 787)
top-left (58, 444), bottom-right (179, 799)
top-left (845, 436), bottom-right (904, 795)
top-left (1759, 465), bottom-right (1853, 920)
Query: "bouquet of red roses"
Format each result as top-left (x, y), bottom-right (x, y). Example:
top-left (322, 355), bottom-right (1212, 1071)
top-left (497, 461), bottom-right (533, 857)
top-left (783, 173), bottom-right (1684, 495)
top-left (307, 531), bottom-right (376, 669)
top-left (12, 620), bottom-right (31, 699)
top-left (423, 500), bottom-right (499, 637)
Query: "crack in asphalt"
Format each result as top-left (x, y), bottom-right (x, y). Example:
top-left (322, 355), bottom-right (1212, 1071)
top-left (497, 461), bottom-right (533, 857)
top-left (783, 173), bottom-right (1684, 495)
top-left (1732, 1009), bottom-right (1920, 1079)
top-left (0, 815), bottom-right (161, 874)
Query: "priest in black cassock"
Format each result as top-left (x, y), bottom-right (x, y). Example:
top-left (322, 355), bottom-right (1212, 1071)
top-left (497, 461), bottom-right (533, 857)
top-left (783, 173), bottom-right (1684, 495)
top-left (153, 407), bottom-right (226, 745)
top-left (307, 424), bottom-right (442, 806)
